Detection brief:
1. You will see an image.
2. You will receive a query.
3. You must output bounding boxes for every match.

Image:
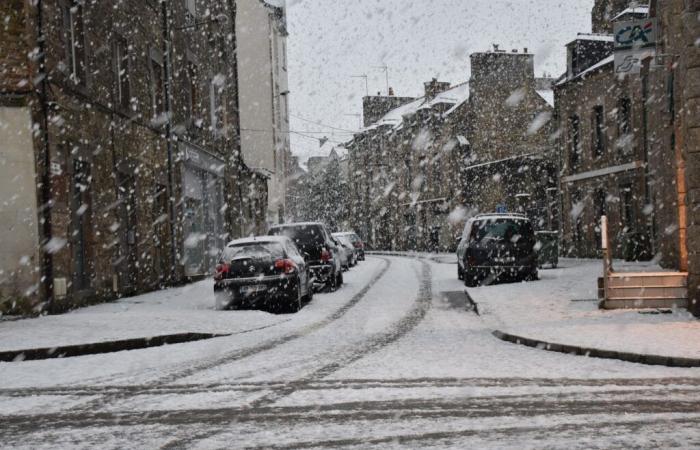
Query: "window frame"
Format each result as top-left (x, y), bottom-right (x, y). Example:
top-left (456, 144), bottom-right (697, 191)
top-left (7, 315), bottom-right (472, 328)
top-left (592, 105), bottom-right (605, 158)
top-left (113, 36), bottom-right (131, 111)
top-left (61, 0), bottom-right (87, 86)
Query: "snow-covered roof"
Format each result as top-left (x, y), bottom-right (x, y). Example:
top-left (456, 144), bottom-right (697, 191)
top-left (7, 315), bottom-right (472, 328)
top-left (419, 82), bottom-right (470, 112)
top-left (613, 6), bottom-right (649, 21)
top-left (356, 82), bottom-right (470, 135)
top-left (536, 89), bottom-right (554, 107)
top-left (566, 33), bottom-right (614, 46)
top-left (555, 55), bottom-right (614, 87)
top-left (226, 236), bottom-right (291, 247)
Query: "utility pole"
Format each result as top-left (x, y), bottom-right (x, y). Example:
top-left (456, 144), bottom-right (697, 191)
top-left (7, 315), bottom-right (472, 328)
top-left (351, 74), bottom-right (369, 97)
top-left (372, 65), bottom-right (390, 95)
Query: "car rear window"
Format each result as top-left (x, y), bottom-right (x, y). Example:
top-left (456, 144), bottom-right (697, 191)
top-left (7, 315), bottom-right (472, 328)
top-left (222, 242), bottom-right (285, 261)
top-left (270, 225), bottom-right (325, 246)
top-left (470, 219), bottom-right (533, 243)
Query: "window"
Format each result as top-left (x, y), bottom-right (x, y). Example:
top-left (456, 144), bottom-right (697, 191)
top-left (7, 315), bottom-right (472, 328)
top-left (592, 105), bottom-right (605, 158)
top-left (617, 98), bottom-right (631, 137)
top-left (184, 0), bottom-right (197, 17)
top-left (209, 76), bottom-right (226, 135)
top-left (187, 61), bottom-right (198, 119)
top-left (568, 114), bottom-right (580, 170)
top-left (594, 189), bottom-right (607, 246)
top-left (621, 185), bottom-right (633, 231)
top-left (62, 1), bottom-right (86, 85)
top-left (150, 51), bottom-right (165, 117)
top-left (572, 189), bottom-right (583, 243)
top-left (114, 37), bottom-right (130, 110)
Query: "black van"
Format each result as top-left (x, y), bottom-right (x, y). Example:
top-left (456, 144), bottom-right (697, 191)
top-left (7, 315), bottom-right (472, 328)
top-left (269, 222), bottom-right (344, 291)
top-left (456, 214), bottom-right (538, 287)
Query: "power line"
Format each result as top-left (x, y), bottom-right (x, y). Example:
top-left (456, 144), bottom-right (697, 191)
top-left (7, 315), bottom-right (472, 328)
top-left (290, 130), bottom-right (349, 145)
top-left (289, 114), bottom-right (357, 133)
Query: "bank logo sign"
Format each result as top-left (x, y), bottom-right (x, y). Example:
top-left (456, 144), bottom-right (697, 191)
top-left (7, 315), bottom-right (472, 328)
top-left (614, 18), bottom-right (658, 75)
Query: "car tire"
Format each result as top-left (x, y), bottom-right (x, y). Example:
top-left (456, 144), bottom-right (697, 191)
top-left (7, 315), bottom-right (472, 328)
top-left (464, 270), bottom-right (479, 287)
top-left (337, 270), bottom-right (344, 287)
top-left (457, 264), bottom-right (464, 280)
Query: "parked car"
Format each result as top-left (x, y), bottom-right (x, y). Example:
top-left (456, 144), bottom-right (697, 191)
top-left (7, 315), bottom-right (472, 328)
top-left (213, 236), bottom-right (312, 313)
top-left (269, 222), bottom-right (344, 291)
top-left (456, 213), bottom-right (538, 287)
top-left (333, 231), bottom-right (365, 261)
top-left (333, 234), bottom-right (357, 268)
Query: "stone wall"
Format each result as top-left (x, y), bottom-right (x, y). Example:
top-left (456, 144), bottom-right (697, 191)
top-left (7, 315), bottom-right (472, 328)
top-left (555, 62), bottom-right (651, 259)
top-left (0, 0), bottom-right (30, 96)
top-left (0, 0), bottom-right (252, 312)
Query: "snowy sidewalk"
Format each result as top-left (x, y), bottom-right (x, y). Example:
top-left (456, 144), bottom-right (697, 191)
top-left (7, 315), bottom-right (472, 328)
top-left (467, 258), bottom-right (700, 362)
top-left (0, 280), bottom-right (286, 353)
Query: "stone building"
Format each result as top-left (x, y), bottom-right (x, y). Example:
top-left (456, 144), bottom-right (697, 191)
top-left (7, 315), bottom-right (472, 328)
top-left (344, 48), bottom-right (556, 252)
top-left (644, 0), bottom-right (700, 316)
top-left (464, 49), bottom-right (557, 230)
top-left (236, 0), bottom-right (290, 226)
top-left (554, 28), bottom-right (654, 259)
top-left (0, 0), bottom-right (261, 313)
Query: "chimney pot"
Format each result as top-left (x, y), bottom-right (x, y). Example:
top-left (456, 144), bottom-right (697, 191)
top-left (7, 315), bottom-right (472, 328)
top-left (388, 87), bottom-right (395, 96)
top-left (524, 47), bottom-right (528, 53)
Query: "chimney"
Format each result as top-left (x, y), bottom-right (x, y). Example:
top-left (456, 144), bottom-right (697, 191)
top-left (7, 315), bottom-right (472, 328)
top-left (388, 87), bottom-right (395, 96)
top-left (424, 78), bottom-right (451, 99)
top-left (524, 47), bottom-right (528, 53)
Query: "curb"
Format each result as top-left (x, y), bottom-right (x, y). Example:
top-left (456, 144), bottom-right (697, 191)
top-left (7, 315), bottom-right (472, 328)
top-left (0, 332), bottom-right (230, 363)
top-left (492, 330), bottom-right (700, 368)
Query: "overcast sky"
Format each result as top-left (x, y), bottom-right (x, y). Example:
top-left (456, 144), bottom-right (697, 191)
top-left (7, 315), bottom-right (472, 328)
top-left (285, 0), bottom-right (595, 163)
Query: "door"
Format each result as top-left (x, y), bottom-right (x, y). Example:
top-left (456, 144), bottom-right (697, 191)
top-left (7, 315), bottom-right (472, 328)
top-left (72, 160), bottom-right (92, 291)
top-left (117, 171), bottom-right (138, 294)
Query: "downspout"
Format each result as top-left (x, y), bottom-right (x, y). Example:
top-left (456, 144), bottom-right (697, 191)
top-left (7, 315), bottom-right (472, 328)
top-left (160, 1), bottom-right (179, 282)
top-left (35, 0), bottom-right (54, 313)
top-left (227, 0), bottom-right (244, 238)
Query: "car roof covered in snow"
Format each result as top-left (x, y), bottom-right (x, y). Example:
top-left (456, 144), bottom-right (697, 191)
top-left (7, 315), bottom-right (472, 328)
top-left (226, 236), bottom-right (291, 247)
top-left (470, 213), bottom-right (530, 222)
top-left (269, 222), bottom-right (325, 229)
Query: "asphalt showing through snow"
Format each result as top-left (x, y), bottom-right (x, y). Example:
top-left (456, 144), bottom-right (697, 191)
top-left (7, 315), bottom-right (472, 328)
top-left (1, 255), bottom-right (699, 449)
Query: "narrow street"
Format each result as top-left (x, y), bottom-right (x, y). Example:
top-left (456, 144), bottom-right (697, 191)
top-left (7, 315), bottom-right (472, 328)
top-left (1, 255), bottom-right (699, 449)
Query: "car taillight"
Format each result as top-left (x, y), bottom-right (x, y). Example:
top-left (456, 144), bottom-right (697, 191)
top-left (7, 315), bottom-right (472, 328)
top-left (274, 258), bottom-right (297, 274)
top-left (214, 263), bottom-right (230, 280)
top-left (467, 255), bottom-right (477, 266)
top-left (353, 241), bottom-right (363, 248)
top-left (321, 249), bottom-right (332, 262)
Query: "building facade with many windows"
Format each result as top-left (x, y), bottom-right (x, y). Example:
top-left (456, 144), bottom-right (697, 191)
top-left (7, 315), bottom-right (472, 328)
top-left (0, 0), bottom-right (262, 313)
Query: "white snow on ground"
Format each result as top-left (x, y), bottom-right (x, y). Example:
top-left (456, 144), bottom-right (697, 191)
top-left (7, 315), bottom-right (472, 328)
top-left (466, 258), bottom-right (700, 360)
top-left (329, 255), bottom-right (700, 381)
top-left (0, 258), bottom-right (386, 388)
top-left (0, 280), bottom-right (286, 352)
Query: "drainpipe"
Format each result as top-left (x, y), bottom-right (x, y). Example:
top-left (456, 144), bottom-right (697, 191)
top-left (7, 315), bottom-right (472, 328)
top-left (35, 0), bottom-right (54, 313)
top-left (160, 1), bottom-right (179, 282)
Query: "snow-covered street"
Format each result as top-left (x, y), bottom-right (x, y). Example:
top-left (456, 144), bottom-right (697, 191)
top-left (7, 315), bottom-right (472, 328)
top-left (1, 254), bottom-right (699, 449)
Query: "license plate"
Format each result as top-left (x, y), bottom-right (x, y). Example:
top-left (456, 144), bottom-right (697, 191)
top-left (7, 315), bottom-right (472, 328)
top-left (241, 285), bottom-right (267, 295)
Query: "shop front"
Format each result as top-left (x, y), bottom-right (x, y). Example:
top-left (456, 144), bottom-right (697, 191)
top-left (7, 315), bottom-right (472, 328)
top-left (181, 144), bottom-right (226, 278)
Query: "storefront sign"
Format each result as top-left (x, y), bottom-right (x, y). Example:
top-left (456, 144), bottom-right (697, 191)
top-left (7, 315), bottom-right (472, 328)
top-left (614, 18), bottom-right (658, 75)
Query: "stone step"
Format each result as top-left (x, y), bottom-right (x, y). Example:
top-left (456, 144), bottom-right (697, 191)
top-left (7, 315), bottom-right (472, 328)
top-left (607, 286), bottom-right (688, 299)
top-left (601, 297), bottom-right (688, 310)
top-left (607, 272), bottom-right (687, 288)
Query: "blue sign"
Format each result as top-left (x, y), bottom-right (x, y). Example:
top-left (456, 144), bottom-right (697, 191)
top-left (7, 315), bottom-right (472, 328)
top-left (496, 204), bottom-right (507, 213)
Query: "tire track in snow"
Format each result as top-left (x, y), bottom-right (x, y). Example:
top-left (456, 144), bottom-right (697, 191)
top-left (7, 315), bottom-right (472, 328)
top-left (64, 257), bottom-right (393, 413)
top-left (246, 257), bottom-right (433, 409)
